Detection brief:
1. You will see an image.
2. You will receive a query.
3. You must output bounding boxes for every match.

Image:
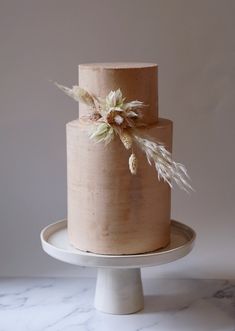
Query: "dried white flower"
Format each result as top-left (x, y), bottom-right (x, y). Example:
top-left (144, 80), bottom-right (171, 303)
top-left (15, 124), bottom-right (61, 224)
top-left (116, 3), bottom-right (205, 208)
top-left (106, 89), bottom-right (123, 108)
top-left (129, 153), bottom-right (138, 175)
top-left (103, 89), bottom-right (146, 123)
top-left (114, 114), bottom-right (124, 125)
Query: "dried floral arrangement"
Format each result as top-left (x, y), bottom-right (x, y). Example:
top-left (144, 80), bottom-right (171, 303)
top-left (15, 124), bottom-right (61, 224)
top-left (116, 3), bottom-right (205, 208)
top-left (56, 83), bottom-right (193, 192)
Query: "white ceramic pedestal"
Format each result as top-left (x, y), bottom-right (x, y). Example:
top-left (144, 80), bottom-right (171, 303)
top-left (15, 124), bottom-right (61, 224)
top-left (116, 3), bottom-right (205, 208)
top-left (41, 219), bottom-right (195, 315)
top-left (95, 268), bottom-right (143, 314)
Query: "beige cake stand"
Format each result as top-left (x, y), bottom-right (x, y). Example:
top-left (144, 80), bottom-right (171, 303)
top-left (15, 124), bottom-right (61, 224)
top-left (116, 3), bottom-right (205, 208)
top-left (40, 219), bottom-right (196, 315)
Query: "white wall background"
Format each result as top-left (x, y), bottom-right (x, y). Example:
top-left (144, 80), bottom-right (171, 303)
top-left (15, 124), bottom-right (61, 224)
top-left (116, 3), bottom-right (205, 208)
top-left (0, 0), bottom-right (234, 278)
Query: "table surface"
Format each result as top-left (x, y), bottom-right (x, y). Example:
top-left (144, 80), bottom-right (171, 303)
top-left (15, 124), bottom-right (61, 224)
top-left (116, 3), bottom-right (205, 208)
top-left (0, 277), bottom-right (234, 331)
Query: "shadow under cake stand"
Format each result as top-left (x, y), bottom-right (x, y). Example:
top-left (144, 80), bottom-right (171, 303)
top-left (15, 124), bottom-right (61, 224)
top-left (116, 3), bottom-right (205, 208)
top-left (40, 219), bottom-right (196, 315)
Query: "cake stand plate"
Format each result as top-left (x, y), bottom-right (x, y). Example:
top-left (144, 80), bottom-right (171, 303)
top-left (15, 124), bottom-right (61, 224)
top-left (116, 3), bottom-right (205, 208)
top-left (40, 219), bottom-right (196, 314)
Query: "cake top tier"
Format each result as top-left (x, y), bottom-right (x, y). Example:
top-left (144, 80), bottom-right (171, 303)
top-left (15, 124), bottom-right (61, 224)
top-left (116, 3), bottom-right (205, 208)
top-left (78, 63), bottom-right (158, 124)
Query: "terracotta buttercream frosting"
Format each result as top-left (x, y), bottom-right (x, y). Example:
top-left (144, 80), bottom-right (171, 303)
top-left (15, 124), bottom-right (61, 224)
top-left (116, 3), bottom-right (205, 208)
top-left (78, 63), bottom-right (158, 124)
top-left (67, 63), bottom-right (173, 254)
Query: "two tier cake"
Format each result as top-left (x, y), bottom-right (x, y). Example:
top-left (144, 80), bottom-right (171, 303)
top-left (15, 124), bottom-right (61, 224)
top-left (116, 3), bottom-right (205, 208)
top-left (57, 63), bottom-right (191, 255)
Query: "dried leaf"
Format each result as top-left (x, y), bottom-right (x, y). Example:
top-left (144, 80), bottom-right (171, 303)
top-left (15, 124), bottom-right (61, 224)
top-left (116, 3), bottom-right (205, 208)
top-left (55, 82), bottom-right (95, 107)
top-left (88, 122), bottom-right (114, 145)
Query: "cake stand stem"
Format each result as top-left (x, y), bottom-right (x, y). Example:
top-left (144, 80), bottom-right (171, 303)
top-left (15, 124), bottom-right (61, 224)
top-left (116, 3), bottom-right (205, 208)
top-left (94, 267), bottom-right (144, 314)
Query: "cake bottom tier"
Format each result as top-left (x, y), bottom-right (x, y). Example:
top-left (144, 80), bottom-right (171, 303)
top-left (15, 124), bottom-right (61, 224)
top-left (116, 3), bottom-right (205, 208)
top-left (67, 118), bottom-right (173, 254)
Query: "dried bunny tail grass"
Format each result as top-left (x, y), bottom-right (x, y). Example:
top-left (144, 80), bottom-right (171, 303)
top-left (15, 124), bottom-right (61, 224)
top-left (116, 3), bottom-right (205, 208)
top-left (55, 82), bottom-right (95, 107)
top-left (133, 133), bottom-right (193, 192)
top-left (119, 131), bottom-right (133, 150)
top-left (129, 153), bottom-right (138, 175)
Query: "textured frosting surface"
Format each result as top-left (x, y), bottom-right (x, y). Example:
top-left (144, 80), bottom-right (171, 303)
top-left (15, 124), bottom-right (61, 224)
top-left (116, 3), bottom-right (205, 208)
top-left (67, 118), bottom-right (173, 254)
top-left (67, 63), bottom-right (172, 254)
top-left (79, 63), bottom-right (158, 124)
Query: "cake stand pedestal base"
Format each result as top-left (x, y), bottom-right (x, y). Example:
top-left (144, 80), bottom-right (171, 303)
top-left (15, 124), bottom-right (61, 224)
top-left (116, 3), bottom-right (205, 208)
top-left (95, 268), bottom-right (143, 314)
top-left (40, 219), bottom-right (195, 315)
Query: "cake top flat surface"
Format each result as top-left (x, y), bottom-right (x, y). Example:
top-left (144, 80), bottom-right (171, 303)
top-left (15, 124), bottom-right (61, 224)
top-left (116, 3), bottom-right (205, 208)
top-left (79, 62), bottom-right (157, 69)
